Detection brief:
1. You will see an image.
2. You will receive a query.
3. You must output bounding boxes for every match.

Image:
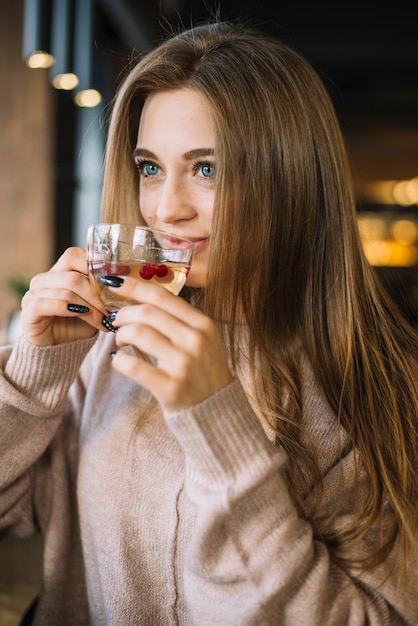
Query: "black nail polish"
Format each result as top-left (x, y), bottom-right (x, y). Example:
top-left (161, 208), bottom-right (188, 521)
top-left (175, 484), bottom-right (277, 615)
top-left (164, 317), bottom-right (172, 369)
top-left (100, 275), bottom-right (124, 287)
top-left (67, 304), bottom-right (90, 314)
top-left (102, 317), bottom-right (118, 333)
top-left (107, 311), bottom-right (118, 322)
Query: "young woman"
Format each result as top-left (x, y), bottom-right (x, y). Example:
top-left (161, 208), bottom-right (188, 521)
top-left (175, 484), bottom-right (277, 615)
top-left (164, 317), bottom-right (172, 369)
top-left (1, 21), bottom-right (417, 625)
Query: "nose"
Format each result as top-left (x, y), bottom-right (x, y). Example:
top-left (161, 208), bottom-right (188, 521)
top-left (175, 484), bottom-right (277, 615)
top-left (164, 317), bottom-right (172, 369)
top-left (155, 175), bottom-right (197, 225)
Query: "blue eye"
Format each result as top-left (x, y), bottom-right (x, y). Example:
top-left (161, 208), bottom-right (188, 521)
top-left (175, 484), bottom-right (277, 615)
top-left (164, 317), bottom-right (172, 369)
top-left (144, 162), bottom-right (159, 176)
top-left (202, 163), bottom-right (215, 178)
top-left (136, 160), bottom-right (160, 177)
top-left (196, 161), bottom-right (215, 178)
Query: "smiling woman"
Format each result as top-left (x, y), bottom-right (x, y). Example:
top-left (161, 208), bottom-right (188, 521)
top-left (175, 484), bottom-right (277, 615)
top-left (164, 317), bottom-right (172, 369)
top-left (0, 20), bottom-right (417, 626)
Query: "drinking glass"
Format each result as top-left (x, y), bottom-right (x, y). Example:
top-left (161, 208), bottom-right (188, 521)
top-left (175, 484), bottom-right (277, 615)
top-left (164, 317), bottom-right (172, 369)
top-left (87, 223), bottom-right (195, 313)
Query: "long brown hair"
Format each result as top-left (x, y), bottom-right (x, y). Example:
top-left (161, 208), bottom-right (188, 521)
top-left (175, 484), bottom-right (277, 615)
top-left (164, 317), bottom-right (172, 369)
top-left (101, 22), bottom-right (418, 572)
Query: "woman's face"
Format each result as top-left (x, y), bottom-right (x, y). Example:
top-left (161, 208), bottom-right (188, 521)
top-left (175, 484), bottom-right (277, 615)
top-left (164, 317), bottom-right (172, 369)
top-left (135, 88), bottom-right (216, 288)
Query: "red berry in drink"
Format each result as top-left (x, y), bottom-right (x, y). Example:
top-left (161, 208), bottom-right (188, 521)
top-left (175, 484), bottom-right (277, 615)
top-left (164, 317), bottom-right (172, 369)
top-left (155, 264), bottom-right (168, 278)
top-left (103, 264), bottom-right (131, 275)
top-left (139, 264), bottom-right (156, 280)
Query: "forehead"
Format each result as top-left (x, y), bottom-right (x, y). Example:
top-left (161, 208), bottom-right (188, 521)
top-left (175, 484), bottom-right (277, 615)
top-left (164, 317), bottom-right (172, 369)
top-left (137, 88), bottom-right (215, 145)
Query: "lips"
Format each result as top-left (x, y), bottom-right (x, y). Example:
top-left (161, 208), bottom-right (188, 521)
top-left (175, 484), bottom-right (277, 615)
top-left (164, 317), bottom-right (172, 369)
top-left (186, 238), bottom-right (209, 254)
top-left (170, 235), bottom-right (208, 254)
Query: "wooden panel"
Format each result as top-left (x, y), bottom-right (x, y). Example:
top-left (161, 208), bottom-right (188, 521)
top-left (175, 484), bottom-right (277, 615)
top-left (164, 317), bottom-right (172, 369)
top-left (0, 0), bottom-right (54, 343)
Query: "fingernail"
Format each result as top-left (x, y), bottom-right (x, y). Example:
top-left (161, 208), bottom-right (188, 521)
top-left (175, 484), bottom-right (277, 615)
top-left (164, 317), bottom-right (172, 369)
top-left (109, 351), bottom-right (117, 359)
top-left (102, 317), bottom-right (118, 333)
top-left (67, 304), bottom-right (90, 314)
top-left (107, 311), bottom-right (118, 322)
top-left (100, 275), bottom-right (124, 287)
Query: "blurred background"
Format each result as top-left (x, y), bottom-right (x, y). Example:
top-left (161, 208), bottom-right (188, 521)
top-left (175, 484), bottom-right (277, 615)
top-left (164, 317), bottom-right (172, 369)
top-left (0, 0), bottom-right (417, 622)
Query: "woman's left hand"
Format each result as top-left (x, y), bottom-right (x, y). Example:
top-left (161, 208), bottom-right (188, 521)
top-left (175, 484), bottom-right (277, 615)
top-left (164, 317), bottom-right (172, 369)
top-left (107, 277), bottom-right (234, 412)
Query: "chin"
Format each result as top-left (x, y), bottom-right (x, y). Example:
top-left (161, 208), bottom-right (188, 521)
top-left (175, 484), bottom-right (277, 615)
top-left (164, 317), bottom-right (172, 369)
top-left (185, 267), bottom-right (206, 289)
top-left (185, 278), bottom-right (206, 289)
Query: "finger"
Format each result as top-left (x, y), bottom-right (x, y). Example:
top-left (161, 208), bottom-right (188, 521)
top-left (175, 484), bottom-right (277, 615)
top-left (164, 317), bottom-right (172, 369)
top-left (111, 346), bottom-right (213, 412)
top-left (114, 321), bottom-right (218, 398)
top-left (115, 320), bottom-right (181, 364)
top-left (50, 246), bottom-right (89, 275)
top-left (22, 289), bottom-right (106, 333)
top-left (114, 302), bottom-right (215, 358)
top-left (105, 276), bottom-right (207, 328)
top-left (30, 270), bottom-right (107, 316)
top-left (111, 349), bottom-right (176, 401)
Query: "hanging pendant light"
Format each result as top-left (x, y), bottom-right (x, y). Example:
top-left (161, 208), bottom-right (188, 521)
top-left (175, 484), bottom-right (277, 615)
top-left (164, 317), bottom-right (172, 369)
top-left (73, 0), bottom-right (102, 107)
top-left (23, 0), bottom-right (55, 69)
top-left (50, 0), bottom-right (79, 90)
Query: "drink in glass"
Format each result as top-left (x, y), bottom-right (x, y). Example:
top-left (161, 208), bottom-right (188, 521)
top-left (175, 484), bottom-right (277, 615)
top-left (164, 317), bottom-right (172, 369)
top-left (87, 223), bottom-right (195, 312)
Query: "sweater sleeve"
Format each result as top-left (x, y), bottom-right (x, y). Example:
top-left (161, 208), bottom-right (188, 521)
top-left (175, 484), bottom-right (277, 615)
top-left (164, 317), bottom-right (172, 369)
top-left (165, 377), bottom-right (416, 625)
top-left (0, 335), bottom-right (96, 536)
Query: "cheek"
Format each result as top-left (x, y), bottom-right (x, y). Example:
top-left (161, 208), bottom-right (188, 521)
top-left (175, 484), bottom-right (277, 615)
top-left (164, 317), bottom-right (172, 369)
top-left (139, 191), bottom-right (154, 225)
top-left (198, 194), bottom-right (215, 226)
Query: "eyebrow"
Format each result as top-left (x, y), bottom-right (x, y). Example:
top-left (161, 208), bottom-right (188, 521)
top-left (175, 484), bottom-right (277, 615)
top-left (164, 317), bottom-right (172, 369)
top-left (133, 147), bottom-right (215, 160)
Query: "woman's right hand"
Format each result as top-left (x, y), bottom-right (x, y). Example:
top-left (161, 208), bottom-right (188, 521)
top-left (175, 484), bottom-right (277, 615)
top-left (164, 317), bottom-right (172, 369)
top-left (20, 247), bottom-right (109, 347)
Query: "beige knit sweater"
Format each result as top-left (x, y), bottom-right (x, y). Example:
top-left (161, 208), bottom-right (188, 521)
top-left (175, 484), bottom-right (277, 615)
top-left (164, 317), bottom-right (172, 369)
top-left (0, 331), bottom-right (416, 625)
